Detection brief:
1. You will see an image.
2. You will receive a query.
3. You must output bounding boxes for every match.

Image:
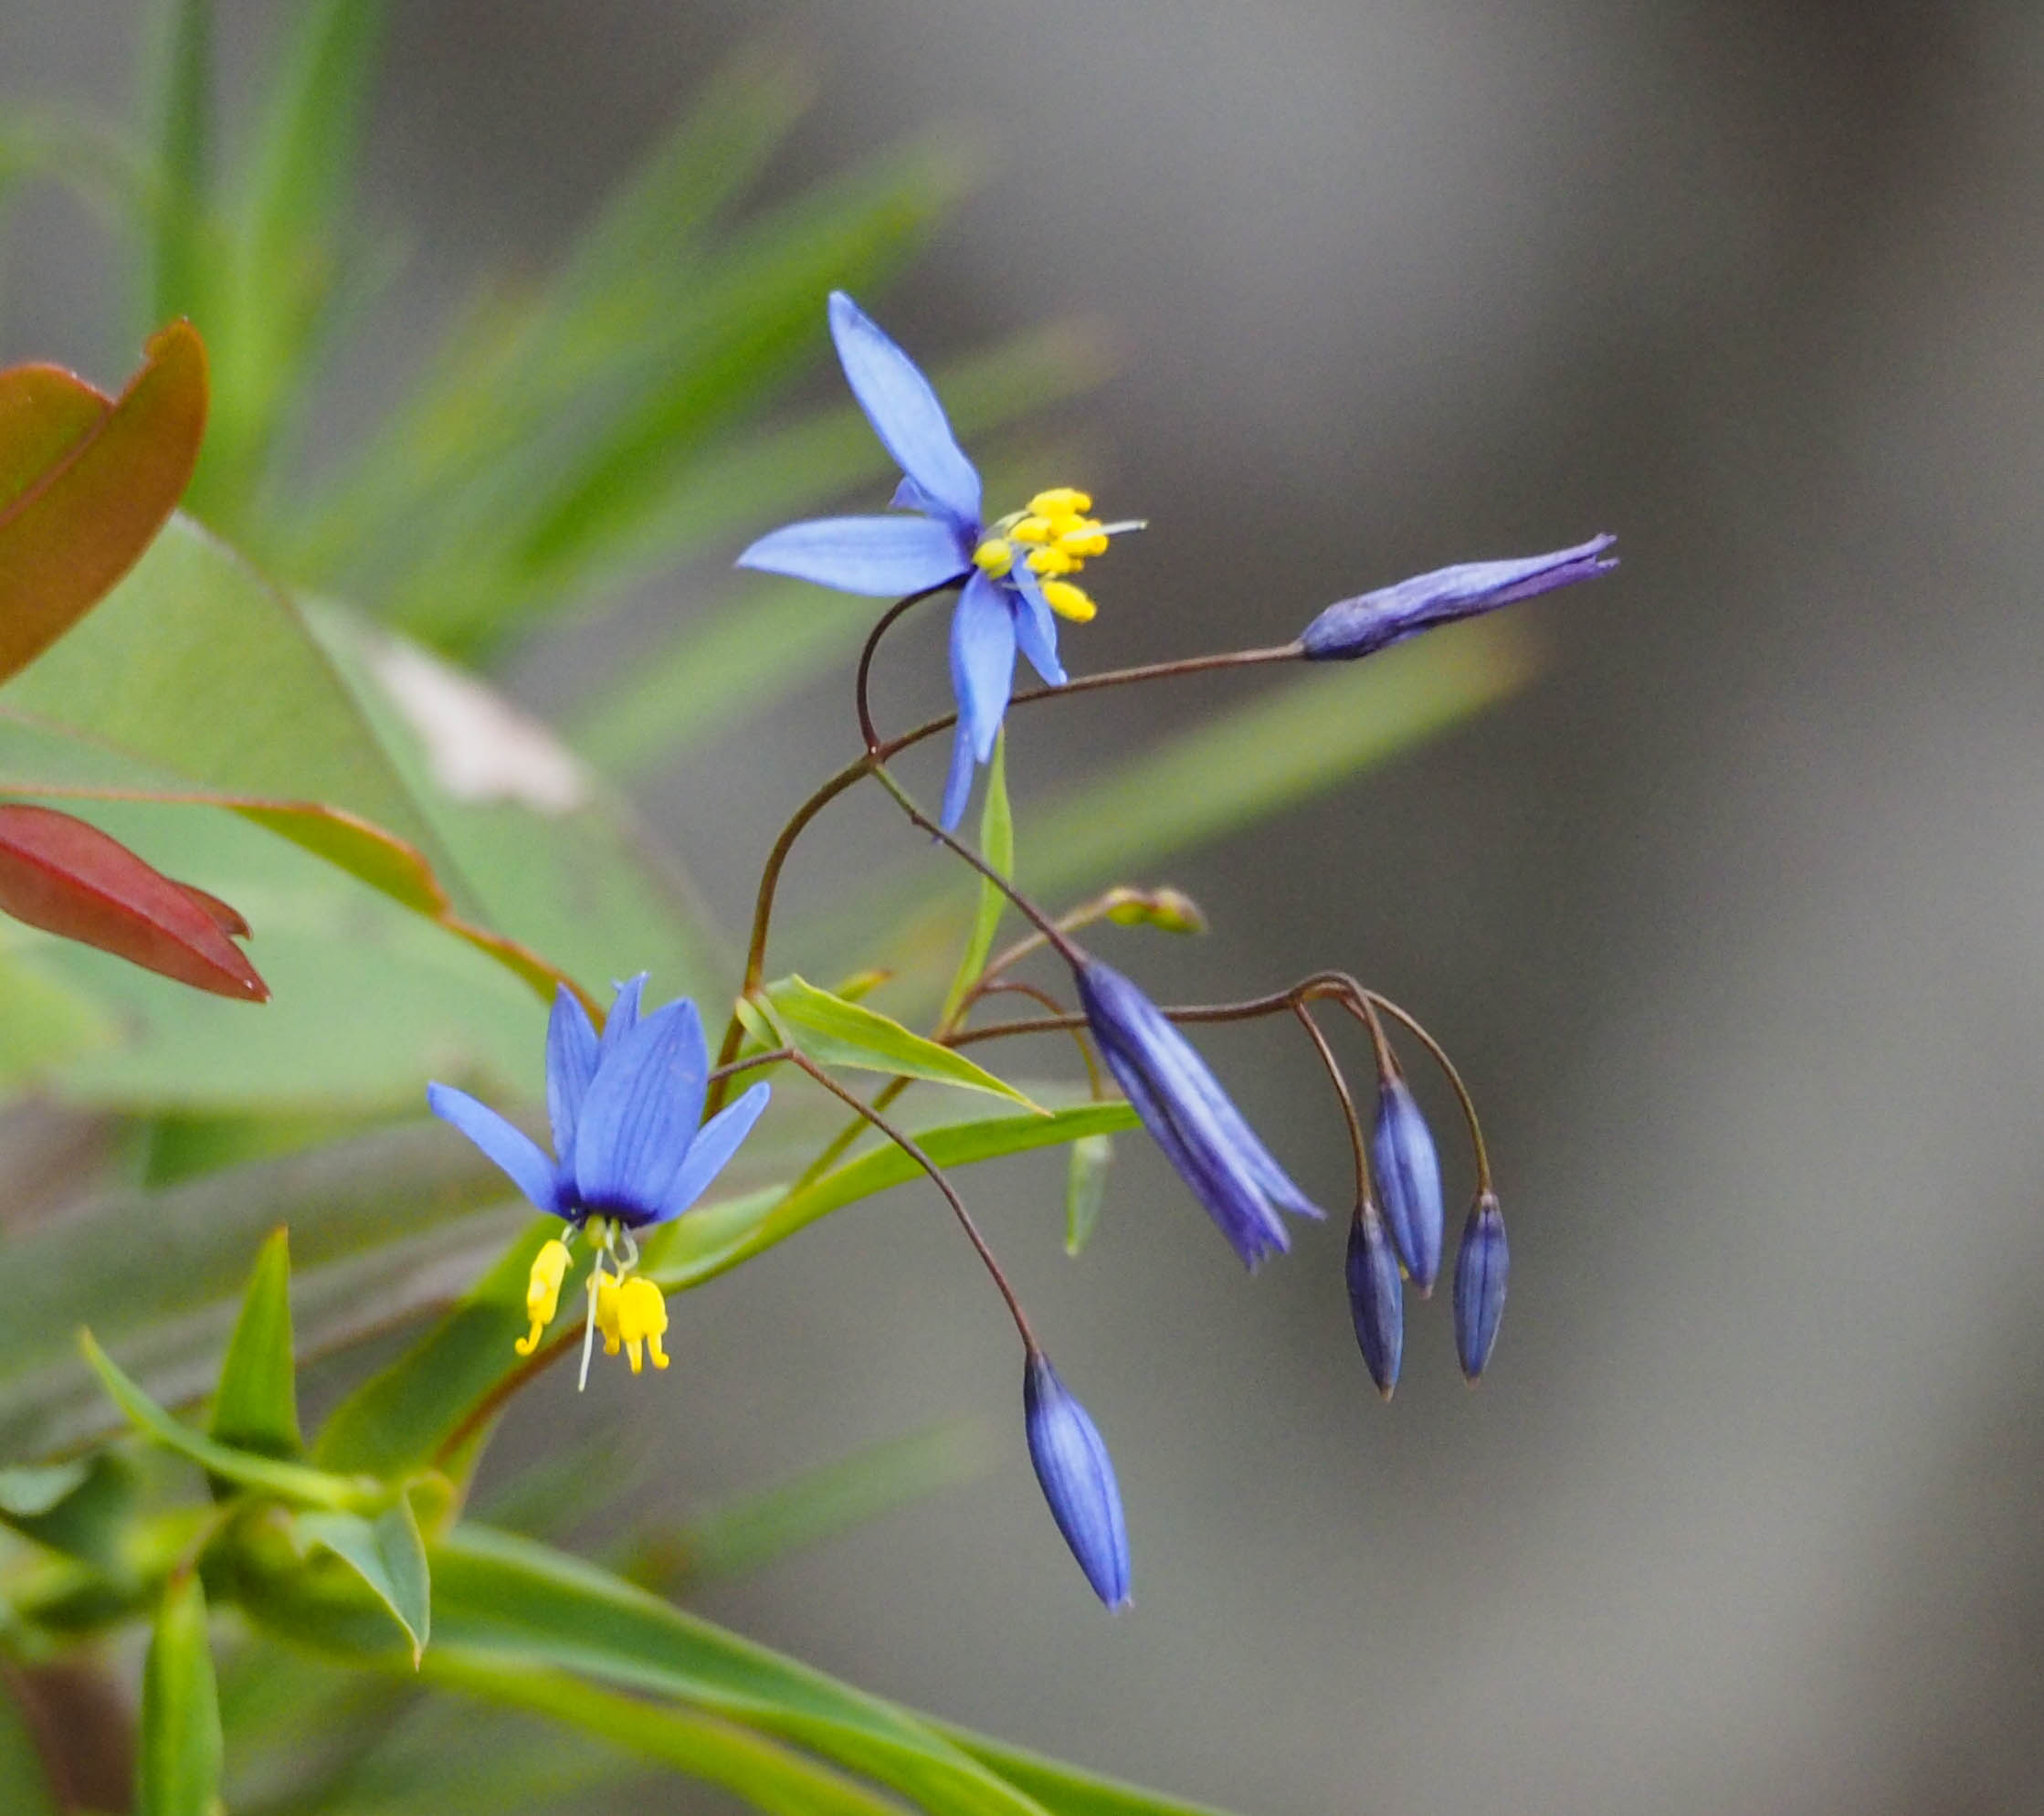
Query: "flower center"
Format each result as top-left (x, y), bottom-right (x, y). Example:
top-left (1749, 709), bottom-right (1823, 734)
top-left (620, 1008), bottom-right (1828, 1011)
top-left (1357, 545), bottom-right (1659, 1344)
top-left (519, 1214), bottom-right (671, 1384)
top-left (972, 488), bottom-right (1133, 624)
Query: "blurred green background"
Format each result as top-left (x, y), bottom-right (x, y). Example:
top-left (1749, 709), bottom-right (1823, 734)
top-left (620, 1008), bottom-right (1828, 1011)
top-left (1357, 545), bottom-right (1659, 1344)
top-left (5, 3), bottom-right (2044, 1812)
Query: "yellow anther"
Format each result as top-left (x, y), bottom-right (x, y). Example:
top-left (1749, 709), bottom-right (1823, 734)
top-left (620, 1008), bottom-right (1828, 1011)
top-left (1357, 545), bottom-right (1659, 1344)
top-left (614, 1276), bottom-right (670, 1375)
top-left (595, 1271), bottom-right (625, 1357)
top-left (1028, 488), bottom-right (1092, 518)
top-left (972, 537), bottom-right (1015, 577)
top-left (1041, 579), bottom-right (1097, 623)
top-left (1026, 544), bottom-right (1079, 576)
top-left (515, 1239), bottom-right (573, 1356)
top-left (1057, 523), bottom-right (1109, 558)
top-left (1008, 514), bottom-right (1054, 545)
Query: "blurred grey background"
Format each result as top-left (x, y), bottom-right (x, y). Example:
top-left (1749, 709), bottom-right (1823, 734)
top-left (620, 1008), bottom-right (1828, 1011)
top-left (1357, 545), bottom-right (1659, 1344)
top-left (8, 2), bottom-right (2044, 1812)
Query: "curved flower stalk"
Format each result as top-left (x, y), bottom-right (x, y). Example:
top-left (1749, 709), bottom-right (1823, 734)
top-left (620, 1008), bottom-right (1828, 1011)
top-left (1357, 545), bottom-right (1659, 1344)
top-left (738, 291), bottom-right (1140, 829)
top-left (428, 977), bottom-right (771, 1382)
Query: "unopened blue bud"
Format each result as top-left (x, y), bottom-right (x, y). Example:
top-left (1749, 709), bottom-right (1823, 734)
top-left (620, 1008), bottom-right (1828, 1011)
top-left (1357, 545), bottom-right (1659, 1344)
top-left (1371, 1076), bottom-right (1444, 1293)
top-left (1452, 1193), bottom-right (1509, 1381)
top-left (1345, 1203), bottom-right (1404, 1399)
top-left (1299, 535), bottom-right (1617, 661)
top-left (1023, 1352), bottom-right (1132, 1610)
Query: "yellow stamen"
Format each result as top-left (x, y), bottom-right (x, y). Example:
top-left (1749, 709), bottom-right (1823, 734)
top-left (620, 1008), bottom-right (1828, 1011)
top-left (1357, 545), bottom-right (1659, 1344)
top-left (595, 1271), bottom-right (625, 1357)
top-left (1028, 487), bottom-right (1092, 517)
top-left (972, 537), bottom-right (1014, 577)
top-left (1026, 544), bottom-right (1079, 576)
top-left (1008, 514), bottom-right (1054, 545)
top-left (614, 1276), bottom-right (670, 1375)
top-left (1041, 579), bottom-right (1097, 623)
top-left (1057, 523), bottom-right (1109, 558)
top-left (515, 1239), bottom-right (573, 1356)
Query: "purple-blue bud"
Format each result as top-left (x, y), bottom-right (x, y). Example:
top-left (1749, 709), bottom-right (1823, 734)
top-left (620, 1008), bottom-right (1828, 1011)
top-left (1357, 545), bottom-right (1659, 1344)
top-left (1371, 1076), bottom-right (1444, 1293)
top-left (1298, 535), bottom-right (1617, 661)
top-left (1452, 1192), bottom-right (1509, 1381)
top-left (1023, 1352), bottom-right (1132, 1610)
top-left (1075, 958), bottom-right (1322, 1270)
top-left (1345, 1202), bottom-right (1404, 1399)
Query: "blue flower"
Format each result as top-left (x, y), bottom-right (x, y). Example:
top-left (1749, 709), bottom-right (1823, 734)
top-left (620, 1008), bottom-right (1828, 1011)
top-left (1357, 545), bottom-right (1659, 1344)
top-left (1345, 1201), bottom-right (1405, 1399)
top-left (1075, 957), bottom-right (1322, 1269)
top-left (1024, 1351), bottom-right (1132, 1610)
top-left (1298, 534), bottom-right (1617, 661)
top-left (738, 292), bottom-right (1135, 829)
top-left (1451, 1192), bottom-right (1509, 1381)
top-left (1371, 1075), bottom-right (1444, 1293)
top-left (428, 977), bottom-right (770, 1368)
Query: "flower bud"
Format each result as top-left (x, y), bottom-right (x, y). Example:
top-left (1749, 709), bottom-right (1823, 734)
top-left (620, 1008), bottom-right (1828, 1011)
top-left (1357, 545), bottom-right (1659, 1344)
top-left (1452, 1193), bottom-right (1509, 1381)
top-left (1371, 1077), bottom-right (1444, 1293)
top-left (1023, 1352), bottom-right (1132, 1610)
top-left (1345, 1203), bottom-right (1404, 1399)
top-left (1299, 535), bottom-right (1616, 661)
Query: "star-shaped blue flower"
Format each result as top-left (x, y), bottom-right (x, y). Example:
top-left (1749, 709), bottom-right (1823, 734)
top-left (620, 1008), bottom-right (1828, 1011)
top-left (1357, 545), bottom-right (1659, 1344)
top-left (738, 292), bottom-right (1134, 829)
top-left (428, 976), bottom-right (771, 1232)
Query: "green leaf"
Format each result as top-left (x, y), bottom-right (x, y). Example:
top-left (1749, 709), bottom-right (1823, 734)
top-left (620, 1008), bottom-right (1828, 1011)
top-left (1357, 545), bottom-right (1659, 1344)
top-left (0, 944), bottom-right (115, 1081)
top-left (296, 1493), bottom-right (431, 1665)
top-left (139, 1571), bottom-right (223, 1816)
top-left (1064, 1134), bottom-right (1113, 1257)
top-left (1024, 626), bottom-right (1539, 900)
top-left (241, 1520), bottom-right (1048, 1816)
top-left (764, 974), bottom-right (1042, 1112)
top-left (208, 1226), bottom-right (301, 1461)
top-left (141, 0), bottom-right (214, 332)
top-left (80, 1329), bottom-right (377, 1510)
top-left (942, 728), bottom-right (1013, 1026)
top-left (935, 1722), bottom-right (1239, 1816)
top-left (0, 1452), bottom-right (139, 1570)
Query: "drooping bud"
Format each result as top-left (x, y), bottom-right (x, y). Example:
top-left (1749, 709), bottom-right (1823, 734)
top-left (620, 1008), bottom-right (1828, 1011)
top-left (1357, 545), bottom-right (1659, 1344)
top-left (1299, 535), bottom-right (1617, 661)
top-left (1345, 1202), bottom-right (1404, 1399)
top-left (1102, 885), bottom-right (1208, 935)
top-left (1023, 1352), bottom-right (1131, 1610)
top-left (1452, 1193), bottom-right (1509, 1381)
top-left (1371, 1076), bottom-right (1444, 1293)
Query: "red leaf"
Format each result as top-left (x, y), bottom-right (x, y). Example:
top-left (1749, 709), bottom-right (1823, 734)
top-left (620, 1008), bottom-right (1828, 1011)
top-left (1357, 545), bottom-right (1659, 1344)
top-left (0, 322), bottom-right (209, 684)
top-left (0, 803), bottom-right (266, 1001)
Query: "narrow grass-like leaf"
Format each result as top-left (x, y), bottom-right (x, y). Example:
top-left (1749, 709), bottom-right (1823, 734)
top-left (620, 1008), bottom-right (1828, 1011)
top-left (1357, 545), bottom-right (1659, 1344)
top-left (139, 1571), bottom-right (223, 1816)
top-left (935, 1721), bottom-right (1240, 1816)
top-left (208, 1226), bottom-right (301, 1460)
top-left (297, 1493), bottom-right (431, 1665)
top-left (140, 0), bottom-right (214, 333)
top-left (1064, 1134), bottom-right (1113, 1257)
top-left (80, 1329), bottom-right (377, 1511)
top-left (942, 729), bottom-right (1013, 1025)
top-left (764, 974), bottom-right (1041, 1111)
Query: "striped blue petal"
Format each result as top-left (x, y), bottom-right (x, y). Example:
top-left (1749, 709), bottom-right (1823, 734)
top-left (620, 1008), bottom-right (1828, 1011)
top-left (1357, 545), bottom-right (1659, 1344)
top-left (950, 569), bottom-right (1017, 764)
top-left (1024, 1353), bottom-right (1132, 1610)
top-left (544, 986), bottom-right (599, 1166)
top-left (1372, 1077), bottom-right (1444, 1292)
top-left (573, 998), bottom-right (708, 1222)
top-left (1346, 1203), bottom-right (1405, 1398)
top-left (737, 514), bottom-right (970, 598)
top-left (939, 717), bottom-right (977, 833)
top-left (828, 291), bottom-right (983, 533)
top-left (1452, 1194), bottom-right (1509, 1380)
top-left (427, 1083), bottom-right (564, 1217)
top-left (1006, 563), bottom-right (1067, 688)
top-left (600, 975), bottom-right (647, 1061)
top-left (653, 1081), bottom-right (772, 1223)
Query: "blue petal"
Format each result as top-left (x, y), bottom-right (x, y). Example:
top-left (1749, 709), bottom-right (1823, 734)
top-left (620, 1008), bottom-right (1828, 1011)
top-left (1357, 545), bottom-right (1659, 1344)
top-left (1452, 1194), bottom-right (1509, 1380)
top-left (950, 569), bottom-right (1017, 764)
top-left (829, 291), bottom-right (983, 533)
top-left (1006, 564), bottom-right (1066, 687)
top-left (545, 987), bottom-right (599, 1165)
top-left (737, 515), bottom-right (970, 598)
top-left (1024, 1353), bottom-right (1132, 1610)
top-left (939, 718), bottom-right (977, 833)
top-left (1346, 1205), bottom-right (1405, 1398)
top-left (1372, 1077), bottom-right (1443, 1292)
top-left (652, 1081), bottom-right (772, 1223)
top-left (601, 975), bottom-right (648, 1061)
top-left (427, 1083), bottom-right (564, 1217)
top-left (574, 998), bottom-right (709, 1220)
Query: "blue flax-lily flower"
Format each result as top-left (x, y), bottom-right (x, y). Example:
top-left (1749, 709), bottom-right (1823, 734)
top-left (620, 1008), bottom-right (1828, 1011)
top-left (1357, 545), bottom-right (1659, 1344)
top-left (1076, 958), bottom-right (1322, 1269)
top-left (428, 977), bottom-right (770, 1376)
top-left (1299, 534), bottom-right (1617, 660)
top-left (1024, 1352), bottom-right (1133, 1610)
top-left (738, 291), bottom-right (1137, 830)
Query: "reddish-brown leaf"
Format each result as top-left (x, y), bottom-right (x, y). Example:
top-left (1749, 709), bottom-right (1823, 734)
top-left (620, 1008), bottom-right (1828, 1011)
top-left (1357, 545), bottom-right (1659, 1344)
top-left (0, 322), bottom-right (209, 684)
top-left (0, 803), bottom-right (266, 1001)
